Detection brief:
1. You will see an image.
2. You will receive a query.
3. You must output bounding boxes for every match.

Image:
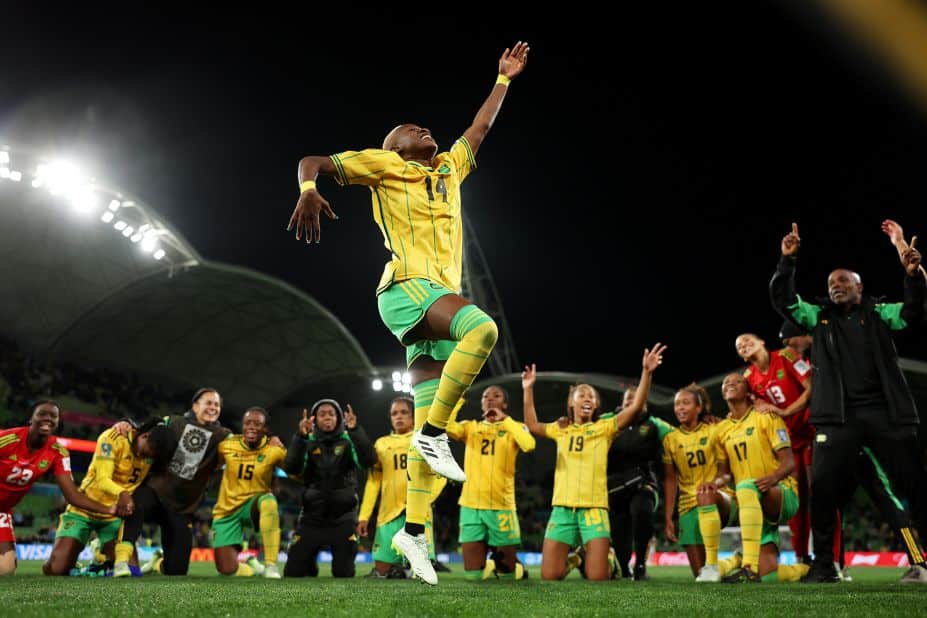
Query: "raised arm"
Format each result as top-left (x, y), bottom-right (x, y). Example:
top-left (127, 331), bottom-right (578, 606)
top-left (770, 222), bottom-right (822, 332)
top-left (521, 363), bottom-right (548, 438)
top-left (613, 343), bottom-right (666, 432)
top-left (461, 42), bottom-right (529, 157)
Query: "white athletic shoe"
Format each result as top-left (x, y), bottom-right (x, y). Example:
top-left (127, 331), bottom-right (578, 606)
top-left (900, 564), bottom-right (927, 584)
top-left (392, 529), bottom-right (438, 585)
top-left (246, 556), bottom-right (265, 576)
top-left (412, 430), bottom-right (466, 482)
top-left (140, 548), bottom-right (163, 575)
top-left (112, 561), bottom-right (132, 578)
top-left (695, 564), bottom-right (721, 582)
top-left (263, 563), bottom-right (282, 579)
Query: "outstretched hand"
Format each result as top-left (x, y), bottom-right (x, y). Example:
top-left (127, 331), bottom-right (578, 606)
top-left (642, 343), bottom-right (667, 373)
top-left (288, 188), bottom-right (337, 245)
top-left (499, 41), bottom-right (530, 80)
top-left (882, 219), bottom-right (906, 247)
top-left (521, 363), bottom-right (537, 389)
top-left (781, 222), bottom-right (800, 257)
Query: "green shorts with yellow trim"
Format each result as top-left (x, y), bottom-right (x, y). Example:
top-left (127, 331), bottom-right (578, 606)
top-left (760, 484), bottom-right (800, 547)
top-left (373, 515), bottom-right (435, 564)
top-left (56, 511), bottom-right (123, 546)
top-left (458, 506), bottom-right (521, 546)
top-left (377, 278), bottom-right (456, 367)
top-left (677, 499), bottom-right (739, 547)
top-left (544, 506), bottom-right (610, 547)
top-left (212, 495), bottom-right (271, 549)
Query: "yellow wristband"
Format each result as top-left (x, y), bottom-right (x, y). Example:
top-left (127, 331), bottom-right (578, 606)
top-left (496, 74), bottom-right (511, 86)
top-left (300, 180), bottom-right (317, 193)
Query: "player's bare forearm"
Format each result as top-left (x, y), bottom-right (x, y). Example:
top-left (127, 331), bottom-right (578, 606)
top-left (663, 464), bottom-right (677, 523)
top-left (522, 385), bottom-right (546, 437)
top-left (772, 447), bottom-right (795, 483)
top-left (462, 86), bottom-right (508, 158)
top-left (57, 474), bottom-right (114, 515)
top-left (297, 156), bottom-right (337, 184)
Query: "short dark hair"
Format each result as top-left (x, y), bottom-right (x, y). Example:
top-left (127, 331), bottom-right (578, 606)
top-left (146, 425), bottom-right (179, 473)
top-left (244, 406), bottom-right (269, 424)
top-left (191, 388), bottom-right (222, 406)
top-left (482, 385), bottom-right (509, 404)
top-left (390, 396), bottom-right (414, 414)
top-left (31, 399), bottom-right (60, 415)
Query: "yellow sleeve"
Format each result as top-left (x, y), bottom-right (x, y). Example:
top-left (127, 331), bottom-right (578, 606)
top-left (502, 417), bottom-right (536, 453)
top-left (359, 464), bottom-right (382, 521)
top-left (329, 149), bottom-right (400, 187)
top-left (544, 423), bottom-right (561, 439)
top-left (766, 415), bottom-right (792, 451)
top-left (714, 426), bottom-right (728, 463)
top-left (661, 433), bottom-right (674, 465)
top-left (93, 433), bottom-right (126, 497)
top-left (446, 419), bottom-right (468, 441)
top-left (447, 137), bottom-right (477, 183)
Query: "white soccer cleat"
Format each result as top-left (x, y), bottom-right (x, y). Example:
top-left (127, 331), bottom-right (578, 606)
top-left (392, 529), bottom-right (438, 585)
top-left (695, 564), bottom-right (721, 582)
top-left (900, 564), bottom-right (927, 584)
top-left (112, 561), bottom-right (132, 578)
top-left (246, 556), bottom-right (265, 576)
top-left (140, 548), bottom-right (163, 575)
top-left (412, 430), bottom-right (466, 482)
top-left (263, 563), bottom-right (281, 579)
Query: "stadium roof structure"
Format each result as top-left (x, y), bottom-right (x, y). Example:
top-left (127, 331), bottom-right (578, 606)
top-left (0, 145), bottom-right (374, 408)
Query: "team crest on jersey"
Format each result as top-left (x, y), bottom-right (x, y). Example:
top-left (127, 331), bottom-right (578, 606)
top-left (257, 454), bottom-right (265, 462)
top-left (639, 425), bottom-right (651, 436)
top-left (334, 446), bottom-right (345, 456)
top-left (699, 437), bottom-right (708, 445)
top-left (585, 431), bottom-right (594, 436)
top-left (39, 460), bottom-right (49, 469)
top-left (498, 431), bottom-right (506, 437)
top-left (746, 428), bottom-right (754, 436)
top-left (776, 370), bottom-right (785, 380)
top-left (8, 454), bottom-right (16, 461)
top-left (437, 163), bottom-right (451, 174)
top-left (777, 429), bottom-right (788, 443)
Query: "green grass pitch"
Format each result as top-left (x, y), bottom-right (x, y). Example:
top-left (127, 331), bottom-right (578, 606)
top-left (3, 562), bottom-right (925, 616)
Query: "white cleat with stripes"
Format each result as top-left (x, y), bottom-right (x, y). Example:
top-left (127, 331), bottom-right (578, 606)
top-left (412, 430), bottom-right (466, 482)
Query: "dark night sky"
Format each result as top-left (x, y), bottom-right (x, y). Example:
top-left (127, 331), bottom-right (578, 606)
top-left (4, 3), bottom-right (927, 388)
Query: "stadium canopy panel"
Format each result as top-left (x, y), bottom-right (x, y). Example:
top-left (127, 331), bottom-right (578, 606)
top-left (0, 145), bottom-right (373, 408)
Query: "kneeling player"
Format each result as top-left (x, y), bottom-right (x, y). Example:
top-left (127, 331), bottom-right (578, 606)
top-left (212, 407), bottom-right (286, 579)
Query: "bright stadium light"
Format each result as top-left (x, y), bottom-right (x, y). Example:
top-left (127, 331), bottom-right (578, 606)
top-left (44, 161), bottom-right (83, 196)
top-left (401, 384), bottom-right (411, 393)
top-left (114, 220), bottom-right (127, 231)
top-left (31, 178), bottom-right (42, 188)
top-left (141, 236), bottom-right (158, 252)
top-left (130, 233), bottom-right (143, 242)
top-left (153, 249), bottom-right (165, 260)
top-left (121, 226), bottom-right (134, 237)
top-left (101, 211), bottom-right (114, 223)
top-left (108, 199), bottom-right (121, 211)
top-left (392, 381), bottom-right (402, 392)
top-left (9, 170), bottom-right (21, 182)
top-left (0, 151), bottom-right (8, 164)
top-left (71, 187), bottom-right (98, 214)
top-left (371, 379), bottom-right (383, 391)
top-left (0, 167), bottom-right (9, 179)
top-left (402, 372), bottom-right (411, 385)
top-left (392, 370), bottom-right (401, 382)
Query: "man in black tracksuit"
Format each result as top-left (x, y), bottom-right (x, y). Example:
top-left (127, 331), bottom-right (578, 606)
top-left (770, 223), bottom-right (927, 583)
top-left (282, 399), bottom-right (375, 578)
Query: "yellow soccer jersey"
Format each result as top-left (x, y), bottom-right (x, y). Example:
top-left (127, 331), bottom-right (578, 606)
top-left (330, 137), bottom-right (476, 294)
top-left (68, 428), bottom-right (152, 521)
top-left (662, 423), bottom-right (720, 515)
top-left (359, 432), bottom-right (413, 525)
top-left (447, 416), bottom-right (536, 510)
top-left (545, 417), bottom-right (620, 509)
top-left (213, 436), bottom-right (286, 519)
top-left (714, 410), bottom-right (797, 493)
